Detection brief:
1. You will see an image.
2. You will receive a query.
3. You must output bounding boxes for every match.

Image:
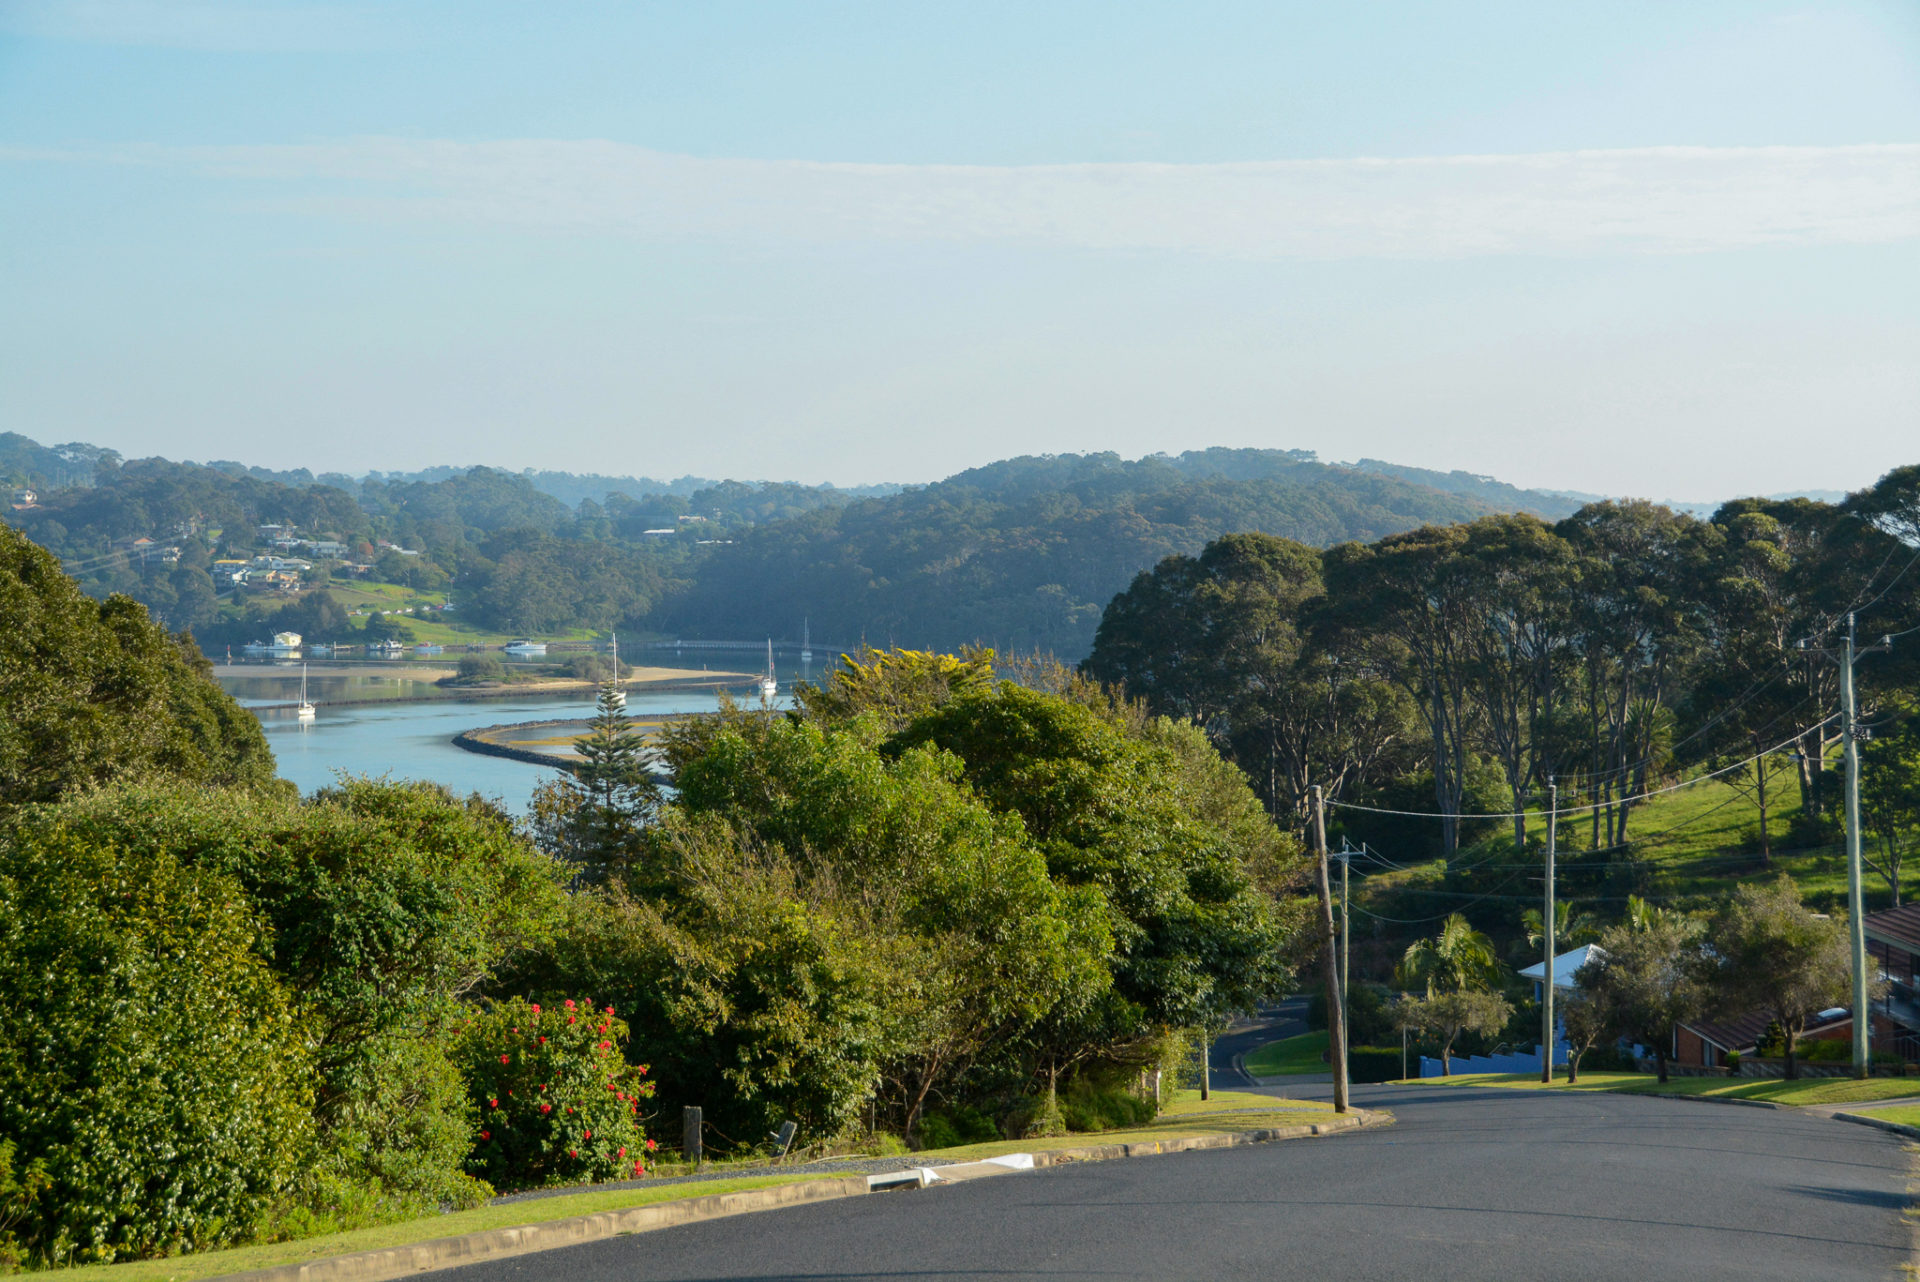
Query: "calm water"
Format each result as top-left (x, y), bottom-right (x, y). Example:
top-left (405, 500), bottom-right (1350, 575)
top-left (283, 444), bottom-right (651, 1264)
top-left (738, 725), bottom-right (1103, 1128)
top-left (224, 657), bottom-right (817, 811)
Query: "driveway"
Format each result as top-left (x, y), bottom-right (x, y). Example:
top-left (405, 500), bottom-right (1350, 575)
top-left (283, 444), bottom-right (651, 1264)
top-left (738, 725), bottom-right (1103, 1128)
top-left (429, 1082), bottom-right (1914, 1281)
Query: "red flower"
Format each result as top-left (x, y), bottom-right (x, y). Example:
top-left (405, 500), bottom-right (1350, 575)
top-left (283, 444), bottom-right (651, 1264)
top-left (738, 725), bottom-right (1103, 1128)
top-left (540, 1103), bottom-right (552, 1114)
top-left (605, 1006), bottom-right (614, 1016)
top-left (538, 1036), bottom-right (547, 1044)
top-left (539, 1083), bottom-right (547, 1092)
top-left (568, 1016), bottom-right (576, 1024)
top-left (569, 1149), bottom-right (577, 1158)
top-left (568, 1106), bottom-right (575, 1114)
top-left (645, 1138), bottom-right (657, 1151)
top-left (489, 1098), bottom-right (499, 1109)
top-left (633, 1162), bottom-right (646, 1177)
top-left (638, 1064), bottom-right (649, 1074)
top-left (598, 1040), bottom-right (612, 1051)
top-left (480, 1130), bottom-right (491, 1141)
top-left (598, 1023), bottom-right (608, 1034)
top-left (618, 1146), bottom-right (627, 1158)
top-left (500, 1054), bottom-right (510, 1064)
top-left (585, 1129), bottom-right (593, 1139)
top-left (531, 1003), bottom-right (542, 1015)
top-left (564, 999), bottom-right (576, 1009)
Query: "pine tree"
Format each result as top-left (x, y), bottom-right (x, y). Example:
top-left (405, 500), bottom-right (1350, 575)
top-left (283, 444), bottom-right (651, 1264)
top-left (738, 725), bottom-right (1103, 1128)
top-left (542, 682), bottom-right (659, 882)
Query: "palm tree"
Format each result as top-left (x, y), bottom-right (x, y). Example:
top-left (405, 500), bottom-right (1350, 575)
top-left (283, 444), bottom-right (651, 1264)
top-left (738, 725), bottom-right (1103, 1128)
top-left (1521, 899), bottom-right (1602, 951)
top-left (1399, 913), bottom-right (1503, 995)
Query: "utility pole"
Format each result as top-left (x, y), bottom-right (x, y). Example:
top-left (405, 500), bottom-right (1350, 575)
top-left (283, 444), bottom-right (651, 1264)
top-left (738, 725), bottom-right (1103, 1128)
top-left (1200, 1036), bottom-right (1210, 1101)
top-left (1312, 786), bottom-right (1350, 1113)
top-left (1540, 780), bottom-right (1557, 1084)
top-left (1338, 840), bottom-right (1352, 1053)
top-left (1804, 613), bottom-right (1892, 1080)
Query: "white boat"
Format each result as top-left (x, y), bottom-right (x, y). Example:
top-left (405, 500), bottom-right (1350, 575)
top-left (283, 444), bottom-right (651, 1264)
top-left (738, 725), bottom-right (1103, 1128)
top-left (758, 639), bottom-right (777, 704)
top-left (371, 639), bottom-right (403, 655)
top-left (607, 630), bottom-right (626, 708)
top-left (800, 616), bottom-right (812, 663)
top-left (297, 663), bottom-right (316, 721)
top-left (504, 639), bottom-right (547, 655)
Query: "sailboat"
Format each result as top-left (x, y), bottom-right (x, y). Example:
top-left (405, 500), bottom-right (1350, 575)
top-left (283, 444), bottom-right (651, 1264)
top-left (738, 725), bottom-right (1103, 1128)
top-left (758, 639), bottom-right (778, 704)
top-left (297, 663), bottom-right (316, 721)
top-left (800, 616), bottom-right (812, 663)
top-left (607, 630), bottom-right (626, 709)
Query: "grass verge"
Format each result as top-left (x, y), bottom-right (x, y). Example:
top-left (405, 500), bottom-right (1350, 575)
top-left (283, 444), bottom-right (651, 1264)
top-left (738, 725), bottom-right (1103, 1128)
top-left (1844, 1104), bottom-right (1920, 1128)
top-left (914, 1089), bottom-right (1337, 1161)
top-left (55, 1176), bottom-right (820, 1282)
top-left (1404, 1071), bottom-right (1920, 1106)
top-left (1244, 1031), bottom-right (1331, 1077)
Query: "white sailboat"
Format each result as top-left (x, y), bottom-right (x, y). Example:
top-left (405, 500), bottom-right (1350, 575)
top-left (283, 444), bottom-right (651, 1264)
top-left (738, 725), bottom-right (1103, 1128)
top-left (800, 616), bottom-right (812, 663)
top-left (297, 663), bottom-right (316, 721)
top-left (607, 630), bottom-right (626, 708)
top-left (758, 638), bottom-right (778, 704)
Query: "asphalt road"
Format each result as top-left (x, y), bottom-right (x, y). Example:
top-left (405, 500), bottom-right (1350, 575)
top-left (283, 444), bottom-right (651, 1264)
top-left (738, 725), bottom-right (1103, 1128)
top-left (435, 1083), bottom-right (1914, 1282)
top-left (1208, 998), bottom-right (1310, 1089)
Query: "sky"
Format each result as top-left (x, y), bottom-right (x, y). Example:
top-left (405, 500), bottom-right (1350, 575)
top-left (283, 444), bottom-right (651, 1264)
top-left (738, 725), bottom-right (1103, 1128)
top-left (1, 1), bottom-right (1917, 501)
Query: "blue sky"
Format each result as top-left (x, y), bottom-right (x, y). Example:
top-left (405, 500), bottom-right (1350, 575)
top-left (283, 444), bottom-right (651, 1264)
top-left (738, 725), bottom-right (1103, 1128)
top-left (1, 1), bottom-right (1916, 497)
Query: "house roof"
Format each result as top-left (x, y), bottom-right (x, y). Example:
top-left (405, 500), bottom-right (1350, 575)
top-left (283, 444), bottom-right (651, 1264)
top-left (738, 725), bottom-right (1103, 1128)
top-left (1865, 904), bottom-right (1920, 954)
top-left (1517, 944), bottom-right (1605, 989)
top-left (1684, 1008), bottom-right (1852, 1054)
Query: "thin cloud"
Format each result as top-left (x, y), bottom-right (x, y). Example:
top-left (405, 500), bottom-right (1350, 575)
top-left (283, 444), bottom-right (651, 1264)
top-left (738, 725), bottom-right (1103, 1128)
top-left (30, 138), bottom-right (1920, 258)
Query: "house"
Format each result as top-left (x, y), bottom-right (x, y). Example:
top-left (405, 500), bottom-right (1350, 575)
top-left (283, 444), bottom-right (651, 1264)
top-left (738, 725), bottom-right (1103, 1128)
top-left (1672, 1008), bottom-right (1859, 1069)
top-left (271, 631), bottom-right (302, 649)
top-left (1517, 944), bottom-right (1605, 1004)
top-left (11, 488), bottom-right (35, 506)
top-left (1864, 903), bottom-right (1920, 993)
top-left (641, 528), bottom-right (678, 537)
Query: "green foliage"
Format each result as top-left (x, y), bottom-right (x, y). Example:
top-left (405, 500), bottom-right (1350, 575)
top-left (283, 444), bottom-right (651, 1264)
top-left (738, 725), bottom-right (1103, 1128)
top-left (14, 778), bottom-right (568, 1214)
top-left (1389, 989), bottom-right (1513, 1074)
top-left (913, 1105), bottom-right (1001, 1151)
top-left (456, 998), bottom-right (656, 1190)
top-left (0, 522), bottom-right (278, 807)
top-left (1306, 983), bottom-right (1395, 1045)
top-left (1576, 914), bottom-right (1713, 1081)
top-left (0, 825), bottom-right (313, 1264)
top-left (1713, 874), bottom-right (1868, 1078)
top-left (1398, 914), bottom-right (1504, 995)
top-left (503, 861), bottom-right (893, 1148)
top-left (1056, 1086), bottom-right (1156, 1134)
top-left (531, 685), bottom-right (661, 883)
top-left (457, 653), bottom-right (506, 681)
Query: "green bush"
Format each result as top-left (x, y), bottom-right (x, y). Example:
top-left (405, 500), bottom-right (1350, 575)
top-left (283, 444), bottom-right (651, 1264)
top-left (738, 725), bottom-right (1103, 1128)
top-left (15, 778), bottom-right (567, 1216)
top-left (1059, 1085), bottom-right (1156, 1134)
top-left (0, 826), bottom-right (314, 1264)
top-left (457, 997), bottom-right (657, 1190)
top-left (913, 1105), bottom-right (1000, 1151)
top-left (457, 654), bottom-right (505, 681)
top-left (1348, 1046), bottom-right (1407, 1084)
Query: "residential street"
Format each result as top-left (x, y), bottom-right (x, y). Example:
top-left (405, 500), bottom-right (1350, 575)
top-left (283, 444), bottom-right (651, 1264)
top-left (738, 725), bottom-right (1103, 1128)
top-left (432, 1083), bottom-right (1914, 1281)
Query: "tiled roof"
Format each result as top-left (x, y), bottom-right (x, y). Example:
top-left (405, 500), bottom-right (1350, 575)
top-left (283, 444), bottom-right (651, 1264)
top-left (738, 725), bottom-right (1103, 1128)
top-left (1684, 1008), bottom-right (1852, 1054)
top-left (1865, 904), bottom-right (1920, 954)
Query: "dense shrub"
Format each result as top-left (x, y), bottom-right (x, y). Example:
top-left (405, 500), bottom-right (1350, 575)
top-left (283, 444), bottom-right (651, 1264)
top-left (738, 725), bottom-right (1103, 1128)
top-left (1059, 1085), bottom-right (1156, 1133)
top-left (457, 653), bottom-right (505, 681)
top-left (457, 998), bottom-right (656, 1189)
top-left (1306, 983), bottom-right (1396, 1046)
top-left (0, 826), bottom-right (313, 1263)
top-left (913, 1105), bottom-right (1000, 1151)
top-left (12, 779), bottom-right (567, 1216)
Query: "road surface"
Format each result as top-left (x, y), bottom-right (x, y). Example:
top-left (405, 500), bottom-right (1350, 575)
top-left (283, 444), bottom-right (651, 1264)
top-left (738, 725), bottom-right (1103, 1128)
top-left (433, 1082), bottom-right (1913, 1281)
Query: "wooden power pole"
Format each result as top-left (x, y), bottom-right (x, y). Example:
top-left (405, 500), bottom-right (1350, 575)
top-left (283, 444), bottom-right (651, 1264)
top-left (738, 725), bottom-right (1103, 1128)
top-left (1313, 786), bottom-right (1349, 1113)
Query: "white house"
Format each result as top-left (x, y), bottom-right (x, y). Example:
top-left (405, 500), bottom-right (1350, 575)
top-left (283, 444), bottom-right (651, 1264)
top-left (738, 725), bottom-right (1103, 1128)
top-left (1517, 944), bottom-right (1606, 1003)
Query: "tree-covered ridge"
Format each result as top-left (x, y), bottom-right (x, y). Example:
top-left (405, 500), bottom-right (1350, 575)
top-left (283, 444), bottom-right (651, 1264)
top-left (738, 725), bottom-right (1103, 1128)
top-left (656, 449), bottom-right (1505, 657)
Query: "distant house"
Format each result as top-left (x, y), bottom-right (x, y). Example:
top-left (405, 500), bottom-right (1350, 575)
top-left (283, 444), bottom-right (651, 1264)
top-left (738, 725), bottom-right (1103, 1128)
top-left (641, 528), bottom-right (678, 537)
top-left (1672, 1008), bottom-right (1857, 1070)
top-left (271, 631), bottom-right (302, 649)
top-left (308, 540), bottom-right (348, 558)
top-left (11, 488), bottom-right (35, 506)
top-left (1517, 944), bottom-right (1605, 1004)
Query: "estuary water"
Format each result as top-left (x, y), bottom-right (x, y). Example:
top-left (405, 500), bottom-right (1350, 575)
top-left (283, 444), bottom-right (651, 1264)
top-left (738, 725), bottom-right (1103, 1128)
top-left (221, 656), bottom-right (813, 812)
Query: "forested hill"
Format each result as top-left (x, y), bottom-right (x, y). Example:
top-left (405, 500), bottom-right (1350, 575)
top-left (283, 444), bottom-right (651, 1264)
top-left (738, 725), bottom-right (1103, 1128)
top-left (1, 434), bottom-right (1605, 659)
top-left (654, 449), bottom-right (1532, 657)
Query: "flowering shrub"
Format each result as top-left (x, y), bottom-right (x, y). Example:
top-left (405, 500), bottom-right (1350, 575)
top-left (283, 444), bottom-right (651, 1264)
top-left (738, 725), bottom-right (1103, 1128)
top-left (456, 998), bottom-right (655, 1189)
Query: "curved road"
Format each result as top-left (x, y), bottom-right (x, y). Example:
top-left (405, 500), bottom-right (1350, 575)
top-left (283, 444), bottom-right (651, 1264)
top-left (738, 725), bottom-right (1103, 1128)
top-left (438, 1083), bottom-right (1911, 1281)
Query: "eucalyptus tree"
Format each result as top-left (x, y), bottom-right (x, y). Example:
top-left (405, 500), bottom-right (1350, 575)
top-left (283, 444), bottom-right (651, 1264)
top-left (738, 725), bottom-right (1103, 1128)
top-left (1714, 875), bottom-right (1864, 1079)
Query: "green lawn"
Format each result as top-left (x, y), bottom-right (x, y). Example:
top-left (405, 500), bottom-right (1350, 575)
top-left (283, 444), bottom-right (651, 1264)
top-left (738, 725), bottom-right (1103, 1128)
top-left (1846, 1103), bottom-right (1920, 1127)
top-left (1244, 1030), bottom-right (1331, 1077)
top-left (55, 1175), bottom-right (821, 1282)
top-left (1407, 1071), bottom-right (1920, 1106)
top-left (898, 1089), bottom-right (1337, 1161)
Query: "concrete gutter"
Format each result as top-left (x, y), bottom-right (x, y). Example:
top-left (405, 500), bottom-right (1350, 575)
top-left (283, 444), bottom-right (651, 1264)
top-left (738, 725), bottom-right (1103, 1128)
top-left (215, 1110), bottom-right (1382, 1282)
top-left (1830, 1110), bottom-right (1920, 1140)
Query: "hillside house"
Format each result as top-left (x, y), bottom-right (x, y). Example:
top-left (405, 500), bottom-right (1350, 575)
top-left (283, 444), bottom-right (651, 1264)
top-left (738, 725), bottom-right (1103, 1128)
top-left (1517, 944), bottom-right (1606, 1003)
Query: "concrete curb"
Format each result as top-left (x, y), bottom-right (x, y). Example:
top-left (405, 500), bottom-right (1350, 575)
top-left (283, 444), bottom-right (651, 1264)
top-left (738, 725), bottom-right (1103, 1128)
top-left (214, 1110), bottom-right (1382, 1282)
top-left (1832, 1110), bottom-right (1920, 1140)
top-left (219, 1177), bottom-right (869, 1282)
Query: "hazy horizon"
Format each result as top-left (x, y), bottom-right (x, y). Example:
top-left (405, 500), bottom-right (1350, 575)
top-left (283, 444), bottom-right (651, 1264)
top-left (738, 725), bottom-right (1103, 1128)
top-left (4, 2), bottom-right (1916, 496)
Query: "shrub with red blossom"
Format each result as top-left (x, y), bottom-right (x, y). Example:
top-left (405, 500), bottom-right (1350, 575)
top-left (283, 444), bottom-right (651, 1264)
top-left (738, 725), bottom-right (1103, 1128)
top-left (456, 998), bottom-right (654, 1190)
